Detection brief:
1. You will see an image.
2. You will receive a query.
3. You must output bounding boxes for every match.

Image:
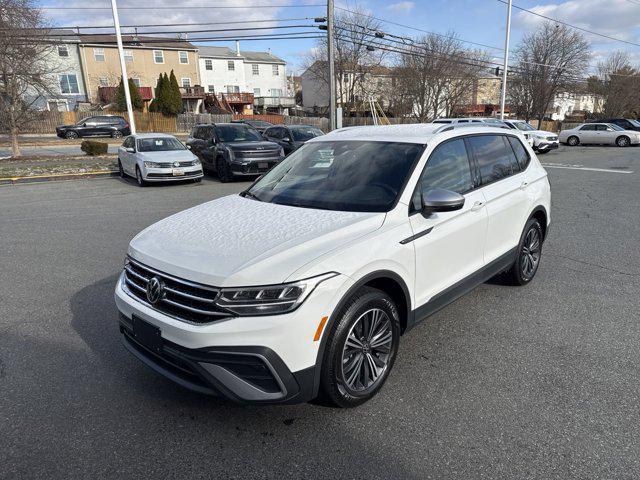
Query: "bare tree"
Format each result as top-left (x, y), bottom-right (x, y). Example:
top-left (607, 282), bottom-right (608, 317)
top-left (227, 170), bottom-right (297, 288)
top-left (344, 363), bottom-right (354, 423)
top-left (395, 33), bottom-right (488, 121)
top-left (303, 6), bottom-right (387, 115)
top-left (508, 22), bottom-right (590, 122)
top-left (588, 51), bottom-right (640, 118)
top-left (0, 0), bottom-right (58, 156)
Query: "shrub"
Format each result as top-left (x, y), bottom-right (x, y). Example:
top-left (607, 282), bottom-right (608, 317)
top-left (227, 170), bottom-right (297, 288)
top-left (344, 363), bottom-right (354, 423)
top-left (81, 140), bottom-right (108, 156)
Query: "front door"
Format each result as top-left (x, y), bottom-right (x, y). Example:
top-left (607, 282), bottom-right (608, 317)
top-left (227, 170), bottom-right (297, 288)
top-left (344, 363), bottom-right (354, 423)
top-left (410, 137), bottom-right (488, 308)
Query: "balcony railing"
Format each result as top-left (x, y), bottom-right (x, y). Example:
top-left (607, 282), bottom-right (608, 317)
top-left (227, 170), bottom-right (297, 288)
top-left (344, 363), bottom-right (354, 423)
top-left (216, 92), bottom-right (254, 104)
top-left (254, 96), bottom-right (296, 108)
top-left (180, 86), bottom-right (206, 98)
top-left (98, 86), bottom-right (152, 104)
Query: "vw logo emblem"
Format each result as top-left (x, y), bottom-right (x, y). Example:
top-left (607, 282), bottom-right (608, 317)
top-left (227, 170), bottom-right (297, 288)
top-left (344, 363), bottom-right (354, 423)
top-left (146, 277), bottom-right (164, 305)
top-left (173, 161), bottom-right (180, 167)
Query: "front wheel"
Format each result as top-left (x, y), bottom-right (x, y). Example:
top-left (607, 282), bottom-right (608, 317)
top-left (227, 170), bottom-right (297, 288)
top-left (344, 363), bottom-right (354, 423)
top-left (616, 136), bottom-right (630, 147)
top-left (216, 157), bottom-right (234, 183)
top-left (567, 136), bottom-right (579, 146)
top-left (65, 131), bottom-right (79, 139)
top-left (135, 166), bottom-right (146, 187)
top-left (505, 218), bottom-right (544, 286)
top-left (112, 130), bottom-right (124, 139)
top-left (318, 286), bottom-right (400, 408)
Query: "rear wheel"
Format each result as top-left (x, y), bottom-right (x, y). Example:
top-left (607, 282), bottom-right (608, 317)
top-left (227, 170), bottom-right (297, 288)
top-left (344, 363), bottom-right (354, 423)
top-left (216, 156), bottom-right (234, 183)
top-left (318, 286), bottom-right (400, 408)
top-left (117, 159), bottom-right (125, 178)
top-left (616, 135), bottom-right (630, 147)
top-left (135, 166), bottom-right (146, 187)
top-left (567, 136), bottom-right (579, 146)
top-left (112, 130), bottom-right (124, 139)
top-left (505, 218), bottom-right (543, 286)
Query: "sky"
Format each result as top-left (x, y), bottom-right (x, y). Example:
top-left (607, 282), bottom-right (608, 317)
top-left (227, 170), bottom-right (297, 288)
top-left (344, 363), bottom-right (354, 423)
top-left (36, 0), bottom-right (640, 75)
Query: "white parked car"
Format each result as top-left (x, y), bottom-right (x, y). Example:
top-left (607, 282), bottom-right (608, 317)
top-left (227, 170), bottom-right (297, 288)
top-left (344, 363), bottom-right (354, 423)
top-left (115, 124), bottom-right (551, 407)
top-left (558, 122), bottom-right (640, 147)
top-left (502, 120), bottom-right (558, 154)
top-left (117, 133), bottom-right (203, 186)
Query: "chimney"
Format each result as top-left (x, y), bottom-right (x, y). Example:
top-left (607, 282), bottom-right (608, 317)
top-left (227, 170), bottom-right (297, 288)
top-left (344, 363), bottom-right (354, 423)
top-left (235, 41), bottom-right (241, 56)
top-left (267, 48), bottom-right (271, 55)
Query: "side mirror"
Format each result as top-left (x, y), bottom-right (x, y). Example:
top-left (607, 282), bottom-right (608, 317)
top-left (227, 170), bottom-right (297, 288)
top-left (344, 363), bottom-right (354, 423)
top-left (125, 147), bottom-right (135, 153)
top-left (421, 188), bottom-right (465, 216)
top-left (283, 136), bottom-right (292, 143)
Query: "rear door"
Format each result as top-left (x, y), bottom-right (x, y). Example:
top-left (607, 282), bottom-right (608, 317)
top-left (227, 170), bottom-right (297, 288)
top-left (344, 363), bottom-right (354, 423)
top-left (466, 134), bottom-right (531, 264)
top-left (597, 124), bottom-right (617, 144)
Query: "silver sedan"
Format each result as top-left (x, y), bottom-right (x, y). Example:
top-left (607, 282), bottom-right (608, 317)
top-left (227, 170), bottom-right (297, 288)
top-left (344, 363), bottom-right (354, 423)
top-left (559, 123), bottom-right (640, 147)
top-left (117, 133), bottom-right (203, 186)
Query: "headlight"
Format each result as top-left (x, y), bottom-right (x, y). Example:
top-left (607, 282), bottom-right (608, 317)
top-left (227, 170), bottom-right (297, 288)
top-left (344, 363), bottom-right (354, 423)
top-left (226, 148), bottom-right (235, 161)
top-left (143, 161), bottom-right (161, 168)
top-left (215, 272), bottom-right (338, 316)
top-left (534, 133), bottom-right (546, 139)
top-left (278, 147), bottom-right (285, 157)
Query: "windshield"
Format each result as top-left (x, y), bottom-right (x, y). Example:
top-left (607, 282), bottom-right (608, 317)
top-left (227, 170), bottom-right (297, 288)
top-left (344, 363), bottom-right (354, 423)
top-left (629, 119), bottom-right (640, 127)
top-left (137, 137), bottom-right (185, 152)
top-left (249, 121), bottom-right (272, 128)
top-left (215, 125), bottom-right (263, 142)
top-left (513, 122), bottom-right (535, 131)
top-left (290, 126), bottom-right (324, 141)
top-left (245, 141), bottom-right (424, 212)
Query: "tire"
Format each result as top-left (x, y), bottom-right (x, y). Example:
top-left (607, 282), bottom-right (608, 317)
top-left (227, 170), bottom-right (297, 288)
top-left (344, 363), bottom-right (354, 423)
top-left (216, 156), bottom-right (234, 183)
top-left (567, 136), bottom-right (579, 146)
top-left (112, 130), bottom-right (124, 139)
top-left (117, 159), bottom-right (125, 178)
top-left (65, 131), bottom-right (79, 139)
top-left (616, 136), bottom-right (630, 147)
top-left (505, 217), bottom-right (544, 286)
top-left (135, 166), bottom-right (146, 187)
top-left (318, 286), bottom-right (401, 408)
top-left (193, 177), bottom-right (202, 183)
top-left (536, 149), bottom-right (549, 155)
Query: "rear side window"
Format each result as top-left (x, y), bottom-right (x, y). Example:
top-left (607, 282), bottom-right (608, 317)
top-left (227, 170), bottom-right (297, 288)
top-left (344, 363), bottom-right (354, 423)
top-left (467, 135), bottom-right (520, 185)
top-left (411, 138), bottom-right (473, 211)
top-left (507, 136), bottom-right (530, 171)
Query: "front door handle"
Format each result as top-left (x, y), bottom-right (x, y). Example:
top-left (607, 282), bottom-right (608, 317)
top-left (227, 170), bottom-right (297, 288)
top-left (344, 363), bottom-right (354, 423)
top-left (471, 201), bottom-right (484, 211)
top-left (520, 181), bottom-right (529, 190)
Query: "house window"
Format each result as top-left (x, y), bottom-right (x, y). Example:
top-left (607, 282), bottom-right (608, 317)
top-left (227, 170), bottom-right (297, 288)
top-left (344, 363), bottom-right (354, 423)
top-left (270, 88), bottom-right (283, 97)
top-left (57, 45), bottom-right (69, 57)
top-left (182, 78), bottom-right (191, 88)
top-left (99, 77), bottom-right (108, 86)
top-left (93, 48), bottom-right (105, 62)
top-left (205, 59), bottom-right (212, 70)
top-left (227, 61), bottom-right (235, 71)
top-left (124, 50), bottom-right (133, 62)
top-left (253, 88), bottom-right (260, 96)
top-left (153, 50), bottom-right (164, 64)
top-left (59, 74), bottom-right (79, 94)
top-left (132, 78), bottom-right (141, 87)
top-left (179, 51), bottom-right (189, 64)
top-left (252, 64), bottom-right (259, 76)
top-left (272, 64), bottom-right (279, 76)
top-left (226, 85), bottom-right (239, 93)
top-left (208, 85), bottom-right (215, 93)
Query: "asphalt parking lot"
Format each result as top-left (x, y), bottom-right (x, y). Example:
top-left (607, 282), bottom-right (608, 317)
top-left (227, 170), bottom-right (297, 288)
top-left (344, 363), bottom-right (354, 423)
top-left (1, 145), bottom-right (639, 479)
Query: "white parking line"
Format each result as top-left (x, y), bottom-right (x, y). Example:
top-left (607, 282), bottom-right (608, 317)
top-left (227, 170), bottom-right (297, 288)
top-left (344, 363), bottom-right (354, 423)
top-left (542, 163), bottom-right (633, 174)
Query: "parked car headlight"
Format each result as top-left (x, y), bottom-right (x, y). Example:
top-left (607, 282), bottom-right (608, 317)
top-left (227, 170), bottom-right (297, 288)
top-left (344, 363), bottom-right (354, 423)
top-left (215, 272), bottom-right (338, 316)
top-left (143, 161), bottom-right (162, 168)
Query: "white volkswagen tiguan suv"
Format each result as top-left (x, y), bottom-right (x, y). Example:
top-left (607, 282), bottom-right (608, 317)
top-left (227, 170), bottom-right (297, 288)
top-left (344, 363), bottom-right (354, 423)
top-left (115, 124), bottom-right (551, 407)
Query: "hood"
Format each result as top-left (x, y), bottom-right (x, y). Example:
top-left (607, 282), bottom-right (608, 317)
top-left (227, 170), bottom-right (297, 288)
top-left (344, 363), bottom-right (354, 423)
top-left (137, 149), bottom-right (197, 161)
top-left (226, 141), bottom-right (280, 150)
top-left (534, 130), bottom-right (556, 137)
top-left (128, 194), bottom-right (385, 287)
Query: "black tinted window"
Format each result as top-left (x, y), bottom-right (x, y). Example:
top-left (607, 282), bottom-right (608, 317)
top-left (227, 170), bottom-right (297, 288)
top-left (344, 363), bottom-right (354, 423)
top-left (267, 127), bottom-right (282, 139)
top-left (411, 138), bottom-right (473, 211)
top-left (467, 135), bottom-right (520, 185)
top-left (580, 124), bottom-right (597, 131)
top-left (507, 136), bottom-right (530, 170)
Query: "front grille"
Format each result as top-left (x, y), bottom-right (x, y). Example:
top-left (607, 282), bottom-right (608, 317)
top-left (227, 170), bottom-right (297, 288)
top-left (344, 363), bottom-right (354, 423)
top-left (547, 136), bottom-right (558, 141)
top-left (123, 257), bottom-right (231, 324)
top-left (154, 160), bottom-right (199, 168)
top-left (233, 149), bottom-right (280, 160)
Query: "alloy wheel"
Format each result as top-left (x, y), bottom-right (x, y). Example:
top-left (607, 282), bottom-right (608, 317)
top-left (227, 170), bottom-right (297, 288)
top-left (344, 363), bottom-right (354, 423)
top-left (340, 308), bottom-right (393, 393)
top-left (521, 227), bottom-right (541, 279)
top-left (617, 136), bottom-right (629, 147)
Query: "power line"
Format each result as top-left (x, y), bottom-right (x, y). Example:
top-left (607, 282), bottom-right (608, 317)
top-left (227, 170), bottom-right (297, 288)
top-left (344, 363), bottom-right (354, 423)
top-left (496, 0), bottom-right (640, 48)
top-left (38, 3), bottom-right (325, 9)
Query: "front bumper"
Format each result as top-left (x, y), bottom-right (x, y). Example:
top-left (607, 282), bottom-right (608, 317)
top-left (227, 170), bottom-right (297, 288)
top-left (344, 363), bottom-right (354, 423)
top-left (142, 165), bottom-right (203, 182)
top-left (114, 271), bottom-right (350, 403)
top-left (229, 158), bottom-right (282, 176)
top-left (535, 141), bottom-right (559, 151)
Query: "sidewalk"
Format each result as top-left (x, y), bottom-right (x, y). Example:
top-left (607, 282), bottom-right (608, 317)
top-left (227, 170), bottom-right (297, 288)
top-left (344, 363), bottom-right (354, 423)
top-left (0, 133), bottom-right (188, 148)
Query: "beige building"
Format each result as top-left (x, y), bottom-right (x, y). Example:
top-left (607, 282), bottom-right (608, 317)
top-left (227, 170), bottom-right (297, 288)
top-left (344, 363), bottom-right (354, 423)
top-left (77, 35), bottom-right (200, 108)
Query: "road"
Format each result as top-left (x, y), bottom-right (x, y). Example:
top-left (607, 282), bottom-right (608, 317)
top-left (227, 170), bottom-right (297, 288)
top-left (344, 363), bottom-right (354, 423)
top-left (1, 146), bottom-right (639, 479)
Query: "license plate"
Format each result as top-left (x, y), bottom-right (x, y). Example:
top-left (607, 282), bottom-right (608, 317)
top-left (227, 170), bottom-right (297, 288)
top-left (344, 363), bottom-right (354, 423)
top-left (258, 162), bottom-right (268, 169)
top-left (132, 315), bottom-right (162, 353)
top-left (172, 168), bottom-right (185, 176)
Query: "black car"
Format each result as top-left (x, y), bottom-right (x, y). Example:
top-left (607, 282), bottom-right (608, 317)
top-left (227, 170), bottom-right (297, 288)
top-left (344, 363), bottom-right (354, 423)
top-left (595, 118), bottom-right (640, 132)
top-left (186, 123), bottom-right (284, 182)
top-left (231, 119), bottom-right (274, 133)
top-left (262, 124), bottom-right (325, 154)
top-left (56, 115), bottom-right (131, 139)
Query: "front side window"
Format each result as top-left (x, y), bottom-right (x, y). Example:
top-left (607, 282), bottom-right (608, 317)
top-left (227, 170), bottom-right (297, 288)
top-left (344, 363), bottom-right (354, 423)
top-left (246, 141), bottom-right (424, 212)
top-left (93, 48), bottom-right (105, 62)
top-left (411, 138), bottom-right (472, 211)
top-left (252, 64), bottom-right (259, 76)
top-left (179, 51), bottom-right (189, 64)
top-left (153, 50), bottom-right (164, 64)
top-left (290, 126), bottom-right (324, 141)
top-left (137, 137), bottom-right (186, 152)
top-left (205, 59), bottom-right (213, 70)
top-left (58, 45), bottom-right (69, 57)
top-left (227, 60), bottom-right (235, 71)
top-left (467, 135), bottom-right (520, 185)
top-left (579, 124), bottom-right (597, 131)
top-left (59, 74), bottom-right (79, 94)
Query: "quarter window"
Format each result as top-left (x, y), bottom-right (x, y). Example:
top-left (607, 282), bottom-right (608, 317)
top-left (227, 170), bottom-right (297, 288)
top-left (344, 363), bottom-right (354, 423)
top-left (153, 50), bottom-right (164, 64)
top-left (93, 48), bottom-right (105, 62)
top-left (467, 135), bottom-right (520, 185)
top-left (507, 136), bottom-right (530, 171)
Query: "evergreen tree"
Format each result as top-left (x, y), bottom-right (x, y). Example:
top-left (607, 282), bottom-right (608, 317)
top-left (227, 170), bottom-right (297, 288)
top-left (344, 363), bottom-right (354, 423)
top-left (115, 77), bottom-right (143, 111)
top-left (167, 70), bottom-right (183, 115)
top-left (149, 73), bottom-right (164, 112)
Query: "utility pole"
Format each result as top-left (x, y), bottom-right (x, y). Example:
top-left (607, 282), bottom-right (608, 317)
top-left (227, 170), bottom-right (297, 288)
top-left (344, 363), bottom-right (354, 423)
top-left (110, 0), bottom-right (136, 134)
top-left (327, 0), bottom-right (337, 130)
top-left (499, 0), bottom-right (512, 120)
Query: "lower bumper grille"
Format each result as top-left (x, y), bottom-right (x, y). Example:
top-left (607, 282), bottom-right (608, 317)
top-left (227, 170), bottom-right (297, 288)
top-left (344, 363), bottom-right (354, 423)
top-left (123, 257), bottom-right (231, 324)
top-left (147, 170), bottom-right (202, 178)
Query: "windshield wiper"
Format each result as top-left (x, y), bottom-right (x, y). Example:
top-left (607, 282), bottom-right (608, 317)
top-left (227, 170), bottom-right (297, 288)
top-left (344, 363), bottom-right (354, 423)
top-left (240, 190), bottom-right (262, 202)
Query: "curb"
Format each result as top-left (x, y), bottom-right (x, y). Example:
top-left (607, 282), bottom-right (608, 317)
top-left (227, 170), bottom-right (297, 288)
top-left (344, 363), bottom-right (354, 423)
top-left (0, 170), bottom-right (118, 185)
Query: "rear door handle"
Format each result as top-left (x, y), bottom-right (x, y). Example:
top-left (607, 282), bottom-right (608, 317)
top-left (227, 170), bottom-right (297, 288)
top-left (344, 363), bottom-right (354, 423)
top-left (471, 201), bottom-right (484, 211)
